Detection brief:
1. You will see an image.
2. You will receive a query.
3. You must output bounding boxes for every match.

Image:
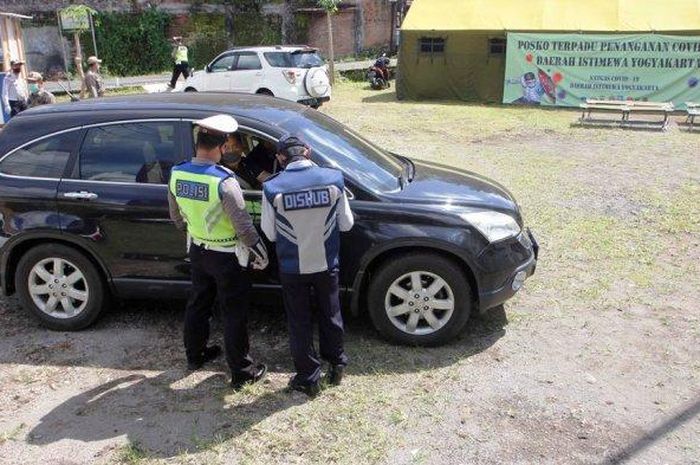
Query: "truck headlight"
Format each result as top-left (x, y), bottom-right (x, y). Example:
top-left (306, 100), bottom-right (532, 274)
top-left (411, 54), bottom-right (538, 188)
top-left (460, 211), bottom-right (521, 243)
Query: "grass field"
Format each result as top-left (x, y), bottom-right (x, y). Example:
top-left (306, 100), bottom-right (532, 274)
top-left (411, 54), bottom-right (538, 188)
top-left (0, 82), bottom-right (698, 465)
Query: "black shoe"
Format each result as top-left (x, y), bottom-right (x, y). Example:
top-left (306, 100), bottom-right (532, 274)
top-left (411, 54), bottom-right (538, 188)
top-left (323, 364), bottom-right (345, 386)
top-left (231, 363), bottom-right (268, 390)
top-left (187, 345), bottom-right (222, 371)
top-left (287, 378), bottom-right (321, 397)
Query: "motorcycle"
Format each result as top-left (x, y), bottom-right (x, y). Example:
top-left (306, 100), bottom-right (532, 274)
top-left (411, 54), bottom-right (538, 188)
top-left (367, 55), bottom-right (391, 90)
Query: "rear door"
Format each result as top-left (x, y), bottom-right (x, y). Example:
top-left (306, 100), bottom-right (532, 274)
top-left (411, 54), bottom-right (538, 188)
top-left (204, 53), bottom-right (237, 92)
top-left (0, 130), bottom-right (80, 244)
top-left (56, 120), bottom-right (190, 288)
top-left (229, 52), bottom-right (264, 93)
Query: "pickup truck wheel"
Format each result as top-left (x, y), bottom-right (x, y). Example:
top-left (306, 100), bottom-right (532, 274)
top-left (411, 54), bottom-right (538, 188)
top-left (15, 244), bottom-right (105, 331)
top-left (368, 253), bottom-right (473, 346)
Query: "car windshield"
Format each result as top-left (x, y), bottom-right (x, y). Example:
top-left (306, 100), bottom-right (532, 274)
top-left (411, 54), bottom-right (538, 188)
top-left (281, 110), bottom-right (403, 193)
top-left (264, 51), bottom-right (325, 69)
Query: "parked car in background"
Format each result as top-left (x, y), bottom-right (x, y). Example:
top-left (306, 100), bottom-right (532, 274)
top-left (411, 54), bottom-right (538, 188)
top-left (183, 46), bottom-right (331, 108)
top-left (0, 93), bottom-right (537, 346)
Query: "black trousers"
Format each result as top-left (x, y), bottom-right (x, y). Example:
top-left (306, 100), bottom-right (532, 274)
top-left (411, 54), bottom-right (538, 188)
top-left (9, 99), bottom-right (27, 117)
top-left (280, 270), bottom-right (348, 385)
top-left (185, 244), bottom-right (257, 380)
top-left (170, 62), bottom-right (189, 87)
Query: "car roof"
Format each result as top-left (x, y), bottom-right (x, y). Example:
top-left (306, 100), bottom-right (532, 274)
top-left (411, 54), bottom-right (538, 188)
top-left (0, 92), bottom-right (309, 154)
top-left (220, 45), bottom-right (318, 53)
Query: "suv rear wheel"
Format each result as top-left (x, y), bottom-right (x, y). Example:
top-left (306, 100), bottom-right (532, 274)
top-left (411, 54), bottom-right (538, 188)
top-left (368, 253), bottom-right (473, 346)
top-left (15, 244), bottom-right (105, 331)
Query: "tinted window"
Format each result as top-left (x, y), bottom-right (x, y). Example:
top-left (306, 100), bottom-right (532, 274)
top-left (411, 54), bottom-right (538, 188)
top-left (235, 53), bottom-right (262, 70)
top-left (0, 131), bottom-right (79, 178)
top-left (281, 112), bottom-right (402, 192)
top-left (211, 54), bottom-right (235, 72)
top-left (79, 122), bottom-right (178, 184)
top-left (263, 51), bottom-right (324, 68)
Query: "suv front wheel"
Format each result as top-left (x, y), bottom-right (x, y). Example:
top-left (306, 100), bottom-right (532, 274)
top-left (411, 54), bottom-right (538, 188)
top-left (15, 244), bottom-right (105, 331)
top-left (368, 253), bottom-right (473, 346)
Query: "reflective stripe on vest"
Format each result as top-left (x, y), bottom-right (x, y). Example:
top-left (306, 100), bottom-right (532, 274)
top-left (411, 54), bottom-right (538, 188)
top-left (169, 163), bottom-right (238, 248)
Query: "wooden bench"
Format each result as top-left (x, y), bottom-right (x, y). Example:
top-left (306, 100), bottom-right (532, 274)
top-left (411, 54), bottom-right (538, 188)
top-left (685, 102), bottom-right (700, 131)
top-left (579, 99), bottom-right (674, 130)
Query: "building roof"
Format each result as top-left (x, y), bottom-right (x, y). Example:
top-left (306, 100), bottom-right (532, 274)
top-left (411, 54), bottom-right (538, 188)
top-left (402, 0), bottom-right (700, 32)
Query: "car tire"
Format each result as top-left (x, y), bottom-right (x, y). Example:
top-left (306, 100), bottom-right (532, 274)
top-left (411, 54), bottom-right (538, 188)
top-left (256, 89), bottom-right (274, 96)
top-left (184, 87), bottom-right (197, 92)
top-left (15, 244), bottom-right (106, 331)
top-left (368, 253), bottom-right (473, 346)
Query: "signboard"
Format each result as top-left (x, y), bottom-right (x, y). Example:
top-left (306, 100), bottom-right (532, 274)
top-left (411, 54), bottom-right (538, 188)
top-left (503, 33), bottom-right (700, 109)
top-left (59, 9), bottom-right (90, 32)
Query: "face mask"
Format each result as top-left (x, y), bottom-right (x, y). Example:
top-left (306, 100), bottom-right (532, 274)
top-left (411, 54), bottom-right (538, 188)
top-left (221, 151), bottom-right (242, 165)
top-left (12, 67), bottom-right (21, 74)
top-left (29, 84), bottom-right (39, 94)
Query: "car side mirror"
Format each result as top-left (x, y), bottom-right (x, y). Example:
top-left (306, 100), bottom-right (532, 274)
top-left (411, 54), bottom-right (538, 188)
top-left (205, 64), bottom-right (212, 73)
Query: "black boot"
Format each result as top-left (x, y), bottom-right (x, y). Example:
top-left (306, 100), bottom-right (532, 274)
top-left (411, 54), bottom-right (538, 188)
top-left (187, 345), bottom-right (222, 371)
top-left (323, 364), bottom-right (345, 386)
top-left (287, 377), bottom-right (320, 397)
top-left (231, 363), bottom-right (268, 390)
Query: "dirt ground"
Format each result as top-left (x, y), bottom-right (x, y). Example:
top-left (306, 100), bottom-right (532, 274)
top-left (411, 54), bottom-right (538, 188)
top-left (1, 82), bottom-right (698, 465)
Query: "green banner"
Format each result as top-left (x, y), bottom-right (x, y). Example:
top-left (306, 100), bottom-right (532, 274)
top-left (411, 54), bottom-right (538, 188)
top-left (503, 33), bottom-right (700, 108)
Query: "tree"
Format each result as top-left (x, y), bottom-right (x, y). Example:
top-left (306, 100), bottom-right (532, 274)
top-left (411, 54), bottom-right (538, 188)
top-left (317, 0), bottom-right (340, 85)
top-left (59, 5), bottom-right (98, 97)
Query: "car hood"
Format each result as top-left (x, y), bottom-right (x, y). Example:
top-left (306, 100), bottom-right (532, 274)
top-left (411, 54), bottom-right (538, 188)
top-left (383, 159), bottom-right (520, 217)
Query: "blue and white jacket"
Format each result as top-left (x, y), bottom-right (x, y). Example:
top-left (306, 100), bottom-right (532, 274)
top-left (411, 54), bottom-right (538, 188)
top-left (261, 160), bottom-right (354, 275)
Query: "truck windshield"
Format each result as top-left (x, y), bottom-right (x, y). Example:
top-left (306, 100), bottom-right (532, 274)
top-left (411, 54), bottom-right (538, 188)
top-left (280, 110), bottom-right (403, 193)
top-left (264, 51), bottom-right (325, 69)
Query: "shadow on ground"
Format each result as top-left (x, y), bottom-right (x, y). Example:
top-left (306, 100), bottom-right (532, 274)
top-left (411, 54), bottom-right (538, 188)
top-left (0, 296), bottom-right (507, 376)
top-left (3, 298), bottom-right (507, 458)
top-left (26, 371), bottom-right (306, 458)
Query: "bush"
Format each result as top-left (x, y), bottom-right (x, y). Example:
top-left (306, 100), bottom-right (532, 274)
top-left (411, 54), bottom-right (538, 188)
top-left (95, 8), bottom-right (171, 76)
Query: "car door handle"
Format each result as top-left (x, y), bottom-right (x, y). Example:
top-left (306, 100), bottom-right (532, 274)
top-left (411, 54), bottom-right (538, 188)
top-left (63, 191), bottom-right (98, 200)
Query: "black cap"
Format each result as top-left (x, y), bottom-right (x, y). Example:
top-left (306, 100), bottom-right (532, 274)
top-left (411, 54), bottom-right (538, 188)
top-left (276, 134), bottom-right (308, 157)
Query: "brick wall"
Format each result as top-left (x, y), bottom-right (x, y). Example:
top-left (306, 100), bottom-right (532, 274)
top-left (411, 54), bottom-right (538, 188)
top-left (306, 9), bottom-right (357, 57)
top-left (361, 0), bottom-right (392, 51)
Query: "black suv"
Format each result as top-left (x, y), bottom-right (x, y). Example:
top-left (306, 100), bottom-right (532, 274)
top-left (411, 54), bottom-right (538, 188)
top-left (0, 93), bottom-right (537, 346)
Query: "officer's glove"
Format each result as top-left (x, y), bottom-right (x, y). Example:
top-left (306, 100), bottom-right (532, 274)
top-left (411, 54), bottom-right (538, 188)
top-left (249, 239), bottom-right (269, 270)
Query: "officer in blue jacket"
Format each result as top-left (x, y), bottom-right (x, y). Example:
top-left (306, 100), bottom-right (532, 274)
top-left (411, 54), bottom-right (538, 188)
top-left (261, 135), bottom-right (354, 396)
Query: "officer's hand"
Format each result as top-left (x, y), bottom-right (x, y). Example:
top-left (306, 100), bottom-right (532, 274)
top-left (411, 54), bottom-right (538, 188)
top-left (249, 239), bottom-right (269, 270)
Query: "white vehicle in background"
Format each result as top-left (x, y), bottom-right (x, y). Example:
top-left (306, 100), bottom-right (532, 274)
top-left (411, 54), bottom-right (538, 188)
top-left (182, 46), bottom-right (331, 108)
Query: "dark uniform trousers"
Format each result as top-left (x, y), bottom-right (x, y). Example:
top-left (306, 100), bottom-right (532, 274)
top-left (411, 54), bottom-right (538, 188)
top-left (280, 269), bottom-right (348, 385)
top-left (170, 62), bottom-right (189, 88)
top-left (186, 243), bottom-right (257, 380)
top-left (9, 99), bottom-right (27, 117)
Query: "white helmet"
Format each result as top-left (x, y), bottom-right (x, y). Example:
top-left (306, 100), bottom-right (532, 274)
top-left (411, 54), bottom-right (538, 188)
top-left (194, 114), bottom-right (239, 135)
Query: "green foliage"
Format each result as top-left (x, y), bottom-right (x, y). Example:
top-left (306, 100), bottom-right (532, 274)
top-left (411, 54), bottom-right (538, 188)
top-left (317, 0), bottom-right (341, 13)
top-left (94, 8), bottom-right (172, 76)
top-left (185, 12), bottom-right (282, 70)
top-left (59, 5), bottom-right (97, 33)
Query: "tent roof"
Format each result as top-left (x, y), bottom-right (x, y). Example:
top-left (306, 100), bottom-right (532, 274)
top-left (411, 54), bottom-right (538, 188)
top-left (402, 0), bottom-right (700, 32)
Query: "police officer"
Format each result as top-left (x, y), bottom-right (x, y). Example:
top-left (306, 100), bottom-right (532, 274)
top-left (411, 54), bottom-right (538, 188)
top-left (261, 135), bottom-right (354, 396)
top-left (168, 36), bottom-right (189, 89)
top-left (168, 114), bottom-right (269, 389)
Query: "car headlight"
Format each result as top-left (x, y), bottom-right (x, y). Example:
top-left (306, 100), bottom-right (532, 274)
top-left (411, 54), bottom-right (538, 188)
top-left (460, 211), bottom-right (521, 243)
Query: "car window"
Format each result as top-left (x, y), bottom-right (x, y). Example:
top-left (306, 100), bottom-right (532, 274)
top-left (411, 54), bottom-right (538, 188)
top-left (79, 122), bottom-right (178, 184)
top-left (263, 51), bottom-right (324, 68)
top-left (281, 111), bottom-right (402, 193)
top-left (292, 51), bottom-right (324, 68)
top-left (0, 131), bottom-right (79, 178)
top-left (210, 54), bottom-right (236, 72)
top-left (235, 53), bottom-right (262, 70)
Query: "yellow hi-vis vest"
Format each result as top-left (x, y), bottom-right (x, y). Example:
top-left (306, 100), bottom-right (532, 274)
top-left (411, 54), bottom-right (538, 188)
top-left (174, 45), bottom-right (188, 64)
top-left (169, 162), bottom-right (237, 248)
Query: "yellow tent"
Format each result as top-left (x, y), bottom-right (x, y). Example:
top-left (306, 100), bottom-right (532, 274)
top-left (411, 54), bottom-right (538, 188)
top-left (397, 0), bottom-right (700, 101)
